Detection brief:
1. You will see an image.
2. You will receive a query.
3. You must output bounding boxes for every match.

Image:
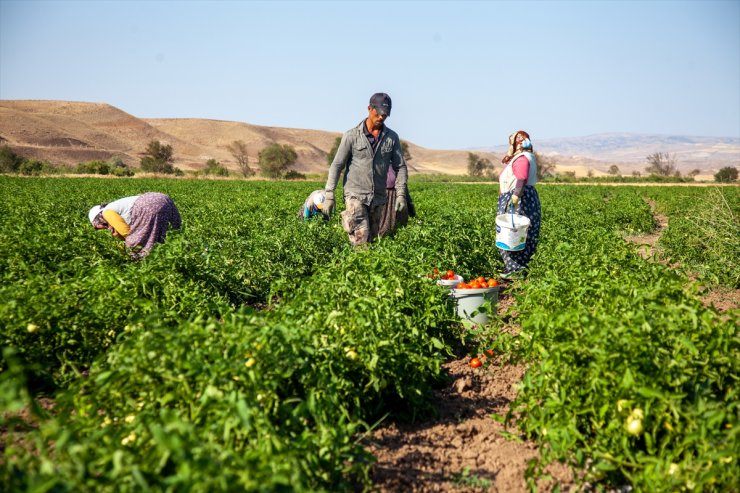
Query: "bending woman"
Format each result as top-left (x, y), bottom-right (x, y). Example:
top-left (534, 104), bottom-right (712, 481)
top-left (88, 192), bottom-right (182, 259)
top-left (497, 130), bottom-right (541, 278)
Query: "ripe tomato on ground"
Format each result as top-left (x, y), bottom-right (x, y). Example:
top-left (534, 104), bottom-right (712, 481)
top-left (469, 357), bottom-right (482, 368)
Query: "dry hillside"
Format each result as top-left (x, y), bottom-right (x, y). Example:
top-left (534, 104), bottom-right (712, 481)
top-left (0, 100), bottom-right (494, 175)
top-left (3, 100), bottom-right (732, 179)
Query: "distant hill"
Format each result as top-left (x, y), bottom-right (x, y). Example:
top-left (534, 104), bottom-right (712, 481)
top-left (1, 100), bottom-right (737, 178)
top-left (479, 133), bottom-right (739, 176)
top-left (0, 100), bottom-right (492, 176)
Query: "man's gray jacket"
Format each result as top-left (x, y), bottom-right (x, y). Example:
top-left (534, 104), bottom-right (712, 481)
top-left (325, 120), bottom-right (408, 207)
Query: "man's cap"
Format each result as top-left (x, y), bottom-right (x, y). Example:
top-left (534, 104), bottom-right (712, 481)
top-left (369, 93), bottom-right (392, 116)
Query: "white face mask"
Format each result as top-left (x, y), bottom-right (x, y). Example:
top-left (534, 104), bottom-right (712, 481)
top-left (520, 138), bottom-right (532, 150)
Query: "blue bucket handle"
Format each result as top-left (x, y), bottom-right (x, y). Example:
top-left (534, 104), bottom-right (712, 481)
top-left (508, 202), bottom-right (516, 229)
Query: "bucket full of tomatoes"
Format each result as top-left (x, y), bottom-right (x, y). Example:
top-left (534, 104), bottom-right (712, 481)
top-left (436, 269), bottom-right (463, 288)
top-left (450, 277), bottom-right (499, 324)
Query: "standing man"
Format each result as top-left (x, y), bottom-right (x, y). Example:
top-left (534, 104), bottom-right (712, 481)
top-left (323, 93), bottom-right (408, 246)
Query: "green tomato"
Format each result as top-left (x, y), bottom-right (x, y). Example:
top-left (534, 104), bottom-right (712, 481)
top-left (626, 416), bottom-right (643, 436)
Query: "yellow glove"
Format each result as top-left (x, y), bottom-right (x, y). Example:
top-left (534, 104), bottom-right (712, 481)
top-left (102, 209), bottom-right (130, 237)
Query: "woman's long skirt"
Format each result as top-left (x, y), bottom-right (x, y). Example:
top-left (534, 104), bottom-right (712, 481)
top-left (125, 192), bottom-right (182, 257)
top-left (496, 185), bottom-right (541, 275)
top-left (378, 188), bottom-right (410, 238)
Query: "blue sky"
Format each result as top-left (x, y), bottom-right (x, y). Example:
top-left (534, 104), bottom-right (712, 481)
top-left (1, 0), bottom-right (738, 149)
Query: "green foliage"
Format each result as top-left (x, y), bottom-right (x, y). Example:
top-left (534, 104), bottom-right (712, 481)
top-left (1, 178), bottom-right (738, 492)
top-left (284, 170), bottom-right (306, 180)
top-left (326, 136), bottom-right (341, 166)
top-left (19, 159), bottom-right (45, 176)
top-left (259, 143), bottom-right (297, 178)
top-left (489, 185), bottom-right (739, 492)
top-left (140, 140), bottom-right (174, 174)
top-left (0, 145), bottom-right (23, 173)
top-left (466, 152), bottom-right (493, 178)
top-left (714, 166), bottom-right (738, 183)
top-left (539, 173), bottom-right (698, 184)
top-left (646, 186), bottom-right (740, 287)
top-left (76, 160), bottom-right (111, 175)
top-left (203, 158), bottom-right (229, 177)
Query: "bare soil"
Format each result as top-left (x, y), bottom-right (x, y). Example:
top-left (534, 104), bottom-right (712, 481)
top-left (0, 397), bottom-right (55, 461)
top-left (365, 291), bottom-right (577, 493)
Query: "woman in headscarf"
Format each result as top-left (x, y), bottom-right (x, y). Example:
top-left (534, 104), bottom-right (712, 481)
top-left (88, 192), bottom-right (182, 259)
top-left (497, 130), bottom-right (541, 278)
top-left (298, 189), bottom-right (330, 221)
top-left (377, 165), bottom-right (415, 237)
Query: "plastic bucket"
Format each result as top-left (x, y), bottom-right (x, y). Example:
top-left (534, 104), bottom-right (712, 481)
top-left (449, 287), bottom-right (499, 324)
top-left (495, 212), bottom-right (530, 251)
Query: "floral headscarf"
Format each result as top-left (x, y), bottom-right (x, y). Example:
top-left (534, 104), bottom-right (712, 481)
top-left (88, 204), bottom-right (108, 228)
top-left (502, 130), bottom-right (532, 164)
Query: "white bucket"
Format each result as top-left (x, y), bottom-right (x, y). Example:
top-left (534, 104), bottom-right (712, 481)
top-left (495, 212), bottom-right (530, 251)
top-left (449, 287), bottom-right (499, 325)
top-left (437, 274), bottom-right (463, 288)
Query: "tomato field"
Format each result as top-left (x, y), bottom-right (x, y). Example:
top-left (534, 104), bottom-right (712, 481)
top-left (1, 176), bottom-right (738, 492)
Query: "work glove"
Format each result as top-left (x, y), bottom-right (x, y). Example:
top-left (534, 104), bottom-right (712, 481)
top-left (507, 194), bottom-right (520, 211)
top-left (323, 190), bottom-right (335, 216)
top-left (395, 195), bottom-right (407, 213)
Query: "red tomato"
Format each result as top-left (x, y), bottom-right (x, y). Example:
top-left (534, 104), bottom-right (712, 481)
top-left (485, 349), bottom-right (494, 357)
top-left (487, 279), bottom-right (498, 287)
top-left (469, 357), bottom-right (482, 368)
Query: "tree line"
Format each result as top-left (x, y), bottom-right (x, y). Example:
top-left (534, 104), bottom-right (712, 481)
top-left (1, 141), bottom-right (736, 182)
top-left (0, 139), bottom-right (308, 180)
top-left (462, 149), bottom-right (736, 183)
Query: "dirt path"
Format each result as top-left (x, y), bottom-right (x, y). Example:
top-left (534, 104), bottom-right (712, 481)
top-left (366, 292), bottom-right (576, 492)
top-left (624, 198), bottom-right (739, 312)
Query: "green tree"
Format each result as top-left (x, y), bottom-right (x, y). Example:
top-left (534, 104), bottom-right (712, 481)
top-left (203, 158), bottom-right (229, 177)
top-left (645, 152), bottom-right (678, 177)
top-left (0, 145), bottom-right (23, 173)
top-left (109, 156), bottom-right (134, 176)
top-left (467, 153), bottom-right (492, 177)
top-left (76, 160), bottom-right (110, 175)
top-left (19, 159), bottom-right (44, 176)
top-left (608, 164), bottom-right (620, 175)
top-left (226, 140), bottom-right (253, 177)
top-left (259, 143), bottom-right (298, 179)
top-left (326, 137), bottom-right (342, 166)
top-left (714, 166), bottom-right (738, 183)
top-left (140, 140), bottom-right (174, 174)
